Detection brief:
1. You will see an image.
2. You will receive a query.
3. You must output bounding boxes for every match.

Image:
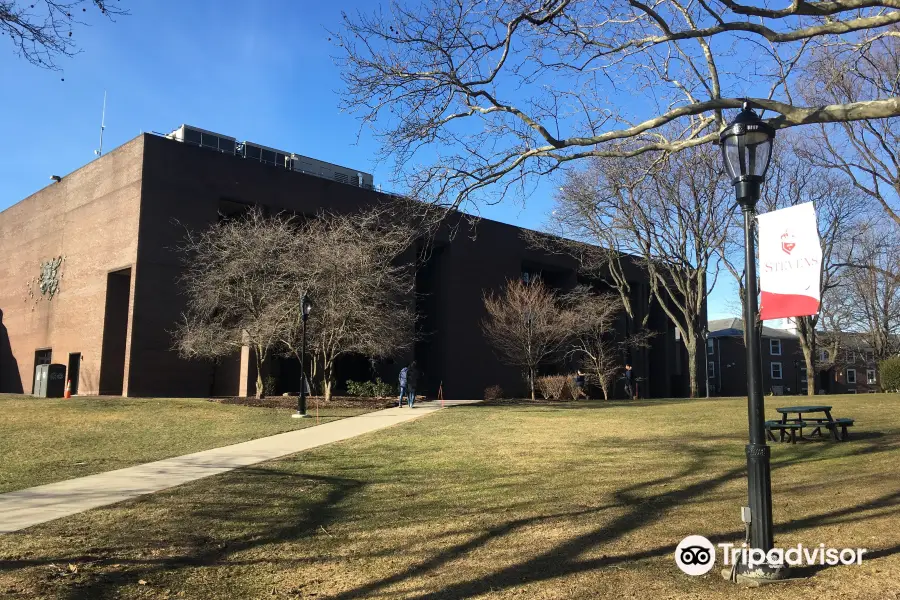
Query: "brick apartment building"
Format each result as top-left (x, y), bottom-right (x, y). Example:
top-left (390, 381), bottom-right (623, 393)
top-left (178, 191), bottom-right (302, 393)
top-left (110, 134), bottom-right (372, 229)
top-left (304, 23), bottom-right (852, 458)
top-left (707, 318), bottom-right (882, 396)
top-left (0, 127), bottom-right (694, 400)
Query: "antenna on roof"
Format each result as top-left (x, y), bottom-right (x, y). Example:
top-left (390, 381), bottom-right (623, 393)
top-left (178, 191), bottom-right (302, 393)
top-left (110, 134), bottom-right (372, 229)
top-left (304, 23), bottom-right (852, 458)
top-left (94, 91), bottom-right (107, 158)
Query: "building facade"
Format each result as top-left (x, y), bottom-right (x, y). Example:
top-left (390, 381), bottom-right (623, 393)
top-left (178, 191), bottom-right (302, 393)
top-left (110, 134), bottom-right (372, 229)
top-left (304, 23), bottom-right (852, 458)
top-left (707, 318), bottom-right (882, 396)
top-left (0, 129), bottom-right (691, 400)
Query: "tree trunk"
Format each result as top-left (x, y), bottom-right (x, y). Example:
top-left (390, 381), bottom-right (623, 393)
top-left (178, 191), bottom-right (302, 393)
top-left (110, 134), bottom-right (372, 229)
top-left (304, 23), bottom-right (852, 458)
top-left (685, 337), bottom-right (698, 398)
top-left (323, 356), bottom-right (334, 402)
top-left (796, 317), bottom-right (818, 397)
top-left (254, 345), bottom-right (266, 399)
top-left (600, 376), bottom-right (610, 401)
top-left (529, 367), bottom-right (536, 401)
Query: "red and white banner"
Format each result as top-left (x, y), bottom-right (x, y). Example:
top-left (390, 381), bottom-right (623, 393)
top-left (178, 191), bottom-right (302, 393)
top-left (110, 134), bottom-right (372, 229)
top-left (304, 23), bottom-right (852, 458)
top-left (758, 202), bottom-right (822, 321)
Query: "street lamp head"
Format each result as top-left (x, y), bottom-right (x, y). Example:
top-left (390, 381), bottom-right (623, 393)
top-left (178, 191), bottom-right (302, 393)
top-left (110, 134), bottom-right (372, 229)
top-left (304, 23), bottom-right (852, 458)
top-left (720, 102), bottom-right (775, 190)
top-left (301, 295), bottom-right (313, 320)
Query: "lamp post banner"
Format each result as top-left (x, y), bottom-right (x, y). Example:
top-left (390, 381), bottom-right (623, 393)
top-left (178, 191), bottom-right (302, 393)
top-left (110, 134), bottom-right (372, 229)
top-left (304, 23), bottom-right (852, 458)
top-left (758, 202), bottom-right (822, 321)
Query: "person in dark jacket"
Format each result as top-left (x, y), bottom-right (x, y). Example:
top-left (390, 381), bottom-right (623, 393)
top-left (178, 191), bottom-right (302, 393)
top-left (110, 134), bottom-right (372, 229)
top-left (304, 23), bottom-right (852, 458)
top-left (574, 370), bottom-right (588, 400)
top-left (624, 364), bottom-right (634, 399)
top-left (406, 361), bottom-right (419, 408)
top-left (398, 366), bottom-right (408, 408)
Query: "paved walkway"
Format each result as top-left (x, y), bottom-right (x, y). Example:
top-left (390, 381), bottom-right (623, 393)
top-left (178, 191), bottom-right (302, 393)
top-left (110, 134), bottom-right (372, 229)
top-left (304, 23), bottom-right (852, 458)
top-left (0, 400), bottom-right (476, 534)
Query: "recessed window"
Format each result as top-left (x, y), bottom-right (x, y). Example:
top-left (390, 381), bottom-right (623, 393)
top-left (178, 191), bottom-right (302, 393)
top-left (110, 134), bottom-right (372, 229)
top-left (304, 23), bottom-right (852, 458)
top-left (707, 339), bottom-right (714, 355)
top-left (866, 350), bottom-right (875, 362)
top-left (847, 350), bottom-right (855, 363)
top-left (846, 368), bottom-right (856, 384)
top-left (769, 339), bottom-right (782, 355)
top-left (708, 361), bottom-right (716, 378)
top-left (771, 362), bottom-right (783, 380)
top-left (867, 369), bottom-right (876, 385)
top-left (818, 349), bottom-right (830, 362)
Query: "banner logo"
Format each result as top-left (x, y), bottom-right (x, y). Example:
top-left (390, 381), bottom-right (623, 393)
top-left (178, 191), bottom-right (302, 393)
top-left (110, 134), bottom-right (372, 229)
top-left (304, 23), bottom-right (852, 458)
top-left (780, 230), bottom-right (796, 255)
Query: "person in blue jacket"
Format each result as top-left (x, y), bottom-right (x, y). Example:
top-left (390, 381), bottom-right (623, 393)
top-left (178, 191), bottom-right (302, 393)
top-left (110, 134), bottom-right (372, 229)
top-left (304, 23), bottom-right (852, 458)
top-left (398, 366), bottom-right (408, 408)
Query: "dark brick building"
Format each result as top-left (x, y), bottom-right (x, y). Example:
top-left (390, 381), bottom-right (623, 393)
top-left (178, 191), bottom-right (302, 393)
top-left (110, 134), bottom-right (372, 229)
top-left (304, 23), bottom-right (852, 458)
top-left (0, 129), bottom-right (692, 400)
top-left (707, 318), bottom-right (883, 396)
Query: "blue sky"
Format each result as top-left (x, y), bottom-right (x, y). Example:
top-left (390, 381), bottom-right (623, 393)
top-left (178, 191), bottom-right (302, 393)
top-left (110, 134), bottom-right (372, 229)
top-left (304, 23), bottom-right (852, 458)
top-left (0, 0), bottom-right (737, 319)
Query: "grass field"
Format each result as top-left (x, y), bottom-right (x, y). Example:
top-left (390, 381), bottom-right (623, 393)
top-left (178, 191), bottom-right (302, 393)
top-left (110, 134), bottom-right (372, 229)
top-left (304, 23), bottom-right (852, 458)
top-left (0, 395), bottom-right (372, 493)
top-left (1, 394), bottom-right (898, 599)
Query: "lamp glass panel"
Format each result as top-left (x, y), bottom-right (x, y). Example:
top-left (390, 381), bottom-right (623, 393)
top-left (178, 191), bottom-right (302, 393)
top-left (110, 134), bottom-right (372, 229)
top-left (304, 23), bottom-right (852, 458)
top-left (723, 132), bottom-right (772, 178)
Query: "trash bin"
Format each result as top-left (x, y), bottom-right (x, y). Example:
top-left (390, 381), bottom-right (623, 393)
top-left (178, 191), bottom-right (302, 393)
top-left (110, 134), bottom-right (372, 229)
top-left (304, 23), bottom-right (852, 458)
top-left (46, 364), bottom-right (66, 397)
top-left (34, 363), bottom-right (66, 397)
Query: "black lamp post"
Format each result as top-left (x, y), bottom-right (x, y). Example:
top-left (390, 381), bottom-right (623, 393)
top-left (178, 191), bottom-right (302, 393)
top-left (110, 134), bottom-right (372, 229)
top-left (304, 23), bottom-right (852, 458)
top-left (720, 102), bottom-right (784, 579)
top-left (293, 295), bottom-right (312, 418)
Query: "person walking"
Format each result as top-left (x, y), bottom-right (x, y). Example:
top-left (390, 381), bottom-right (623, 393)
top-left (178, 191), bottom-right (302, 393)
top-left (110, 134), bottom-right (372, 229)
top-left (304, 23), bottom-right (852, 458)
top-left (398, 365), bottom-right (408, 408)
top-left (406, 361), bottom-right (419, 408)
top-left (623, 363), bottom-right (634, 400)
top-left (574, 370), bottom-right (588, 400)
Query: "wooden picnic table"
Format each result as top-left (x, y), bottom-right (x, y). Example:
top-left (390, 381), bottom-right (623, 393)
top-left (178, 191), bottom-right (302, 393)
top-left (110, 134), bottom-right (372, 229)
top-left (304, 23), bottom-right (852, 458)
top-left (776, 405), bottom-right (840, 441)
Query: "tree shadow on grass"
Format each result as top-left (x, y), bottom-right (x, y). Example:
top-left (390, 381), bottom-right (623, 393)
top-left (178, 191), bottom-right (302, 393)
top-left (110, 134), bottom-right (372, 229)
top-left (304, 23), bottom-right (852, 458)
top-left (323, 439), bottom-right (900, 600)
top-left (3, 432), bottom-right (898, 599)
top-left (19, 468), bottom-right (368, 600)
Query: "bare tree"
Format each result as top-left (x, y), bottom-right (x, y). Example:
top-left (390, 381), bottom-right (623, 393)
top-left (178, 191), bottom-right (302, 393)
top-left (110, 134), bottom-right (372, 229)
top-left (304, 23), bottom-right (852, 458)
top-left (2, 1), bottom-right (127, 70)
top-left (335, 1), bottom-right (900, 210)
top-left (280, 207), bottom-right (418, 401)
top-left (482, 278), bottom-right (571, 400)
top-left (830, 223), bottom-right (900, 361)
top-left (552, 144), bottom-right (732, 397)
top-left (800, 32), bottom-right (900, 231)
top-left (564, 287), bottom-right (653, 400)
top-left (173, 209), bottom-right (302, 399)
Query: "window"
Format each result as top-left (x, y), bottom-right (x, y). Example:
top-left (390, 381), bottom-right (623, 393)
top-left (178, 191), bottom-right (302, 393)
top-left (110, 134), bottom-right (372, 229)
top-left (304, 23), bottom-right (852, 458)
top-left (771, 362), bottom-right (783, 380)
top-left (708, 361), bottom-right (716, 378)
top-left (867, 369), bottom-right (877, 385)
top-left (769, 339), bottom-right (782, 355)
top-left (846, 350), bottom-right (855, 363)
top-left (846, 368), bottom-right (856, 384)
top-left (707, 339), bottom-right (714, 355)
top-left (818, 349), bottom-right (830, 362)
top-left (866, 350), bottom-right (875, 362)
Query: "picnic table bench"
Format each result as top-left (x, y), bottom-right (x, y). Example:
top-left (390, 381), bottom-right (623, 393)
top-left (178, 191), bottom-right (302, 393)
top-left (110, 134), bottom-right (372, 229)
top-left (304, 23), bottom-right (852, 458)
top-left (765, 405), bottom-right (855, 442)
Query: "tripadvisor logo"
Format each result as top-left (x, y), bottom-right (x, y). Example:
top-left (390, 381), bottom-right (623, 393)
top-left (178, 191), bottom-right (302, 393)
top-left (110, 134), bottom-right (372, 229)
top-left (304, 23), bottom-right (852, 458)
top-left (675, 535), bottom-right (868, 575)
top-left (675, 535), bottom-right (716, 576)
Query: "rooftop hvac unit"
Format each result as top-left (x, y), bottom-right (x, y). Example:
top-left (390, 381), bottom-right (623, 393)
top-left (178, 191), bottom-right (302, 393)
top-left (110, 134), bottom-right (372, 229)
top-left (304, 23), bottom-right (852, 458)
top-left (166, 125), bottom-right (236, 155)
top-left (242, 141), bottom-right (291, 169)
top-left (289, 154), bottom-right (374, 188)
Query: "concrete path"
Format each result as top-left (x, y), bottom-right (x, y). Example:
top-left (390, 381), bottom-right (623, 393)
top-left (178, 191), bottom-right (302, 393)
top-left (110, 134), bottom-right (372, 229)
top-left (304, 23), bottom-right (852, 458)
top-left (0, 400), bottom-right (476, 534)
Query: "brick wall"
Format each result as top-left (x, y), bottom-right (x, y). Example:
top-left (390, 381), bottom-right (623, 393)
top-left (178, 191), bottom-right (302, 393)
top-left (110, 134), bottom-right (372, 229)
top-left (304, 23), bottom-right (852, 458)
top-left (0, 137), bottom-right (143, 395)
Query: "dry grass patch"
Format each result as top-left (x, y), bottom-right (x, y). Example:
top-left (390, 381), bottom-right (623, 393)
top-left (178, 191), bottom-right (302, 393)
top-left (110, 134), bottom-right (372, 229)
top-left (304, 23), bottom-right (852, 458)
top-left (0, 395), bottom-right (898, 599)
top-left (0, 395), bottom-right (372, 493)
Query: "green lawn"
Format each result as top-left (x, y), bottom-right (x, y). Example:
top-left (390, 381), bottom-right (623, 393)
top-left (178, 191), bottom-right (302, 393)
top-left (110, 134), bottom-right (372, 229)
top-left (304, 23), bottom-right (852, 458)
top-left (0, 395), bottom-right (372, 493)
top-left (1, 394), bottom-right (899, 599)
